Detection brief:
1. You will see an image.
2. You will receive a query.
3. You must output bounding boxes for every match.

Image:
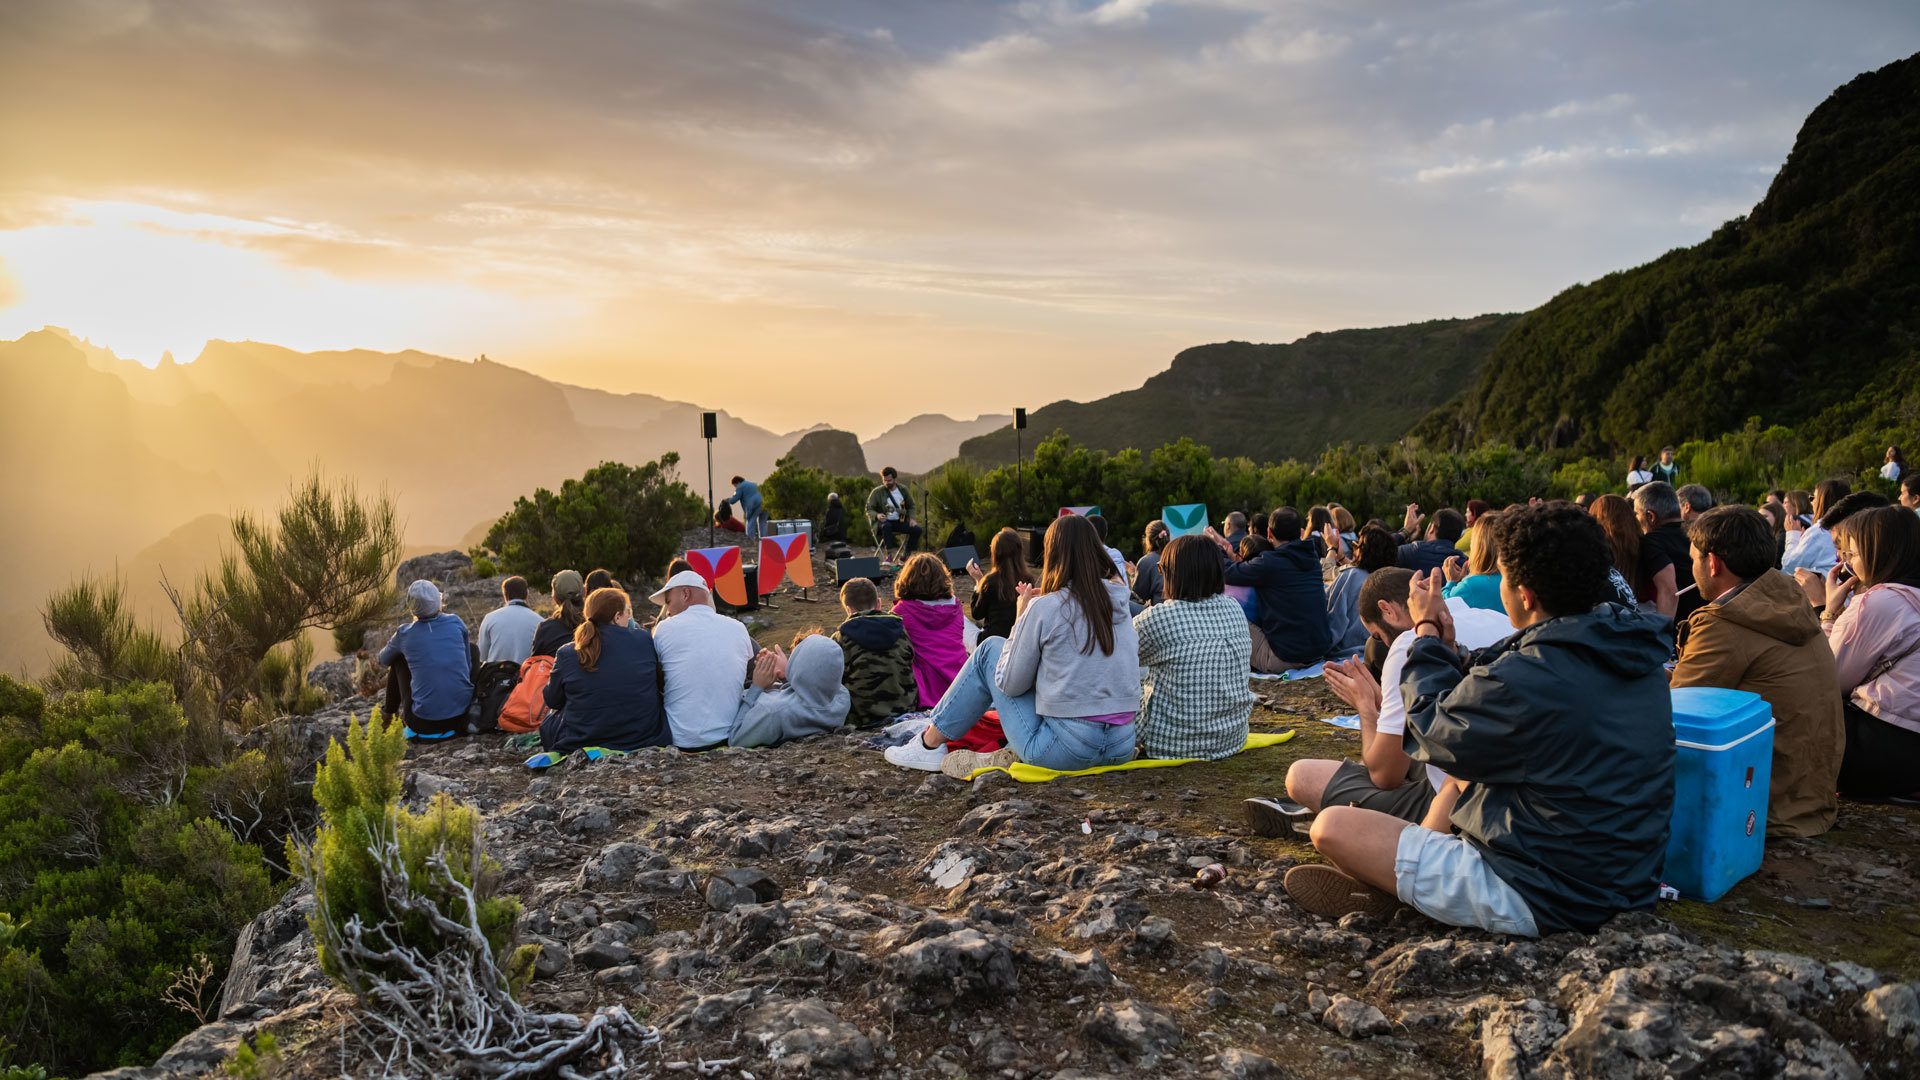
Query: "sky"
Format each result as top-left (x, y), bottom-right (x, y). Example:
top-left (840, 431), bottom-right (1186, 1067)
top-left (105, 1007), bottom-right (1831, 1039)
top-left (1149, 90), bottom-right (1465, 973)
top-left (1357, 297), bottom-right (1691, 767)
top-left (0, 1), bottom-right (1915, 436)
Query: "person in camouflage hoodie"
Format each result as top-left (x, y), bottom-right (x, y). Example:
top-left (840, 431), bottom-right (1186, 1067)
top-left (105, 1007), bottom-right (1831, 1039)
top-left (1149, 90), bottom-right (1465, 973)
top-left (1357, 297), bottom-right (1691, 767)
top-left (833, 577), bottom-right (919, 728)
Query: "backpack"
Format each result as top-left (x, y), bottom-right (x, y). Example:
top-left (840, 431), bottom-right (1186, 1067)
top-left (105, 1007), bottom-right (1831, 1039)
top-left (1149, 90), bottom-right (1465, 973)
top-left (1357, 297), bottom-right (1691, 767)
top-left (497, 654), bottom-right (555, 733)
top-left (468, 661), bottom-right (523, 734)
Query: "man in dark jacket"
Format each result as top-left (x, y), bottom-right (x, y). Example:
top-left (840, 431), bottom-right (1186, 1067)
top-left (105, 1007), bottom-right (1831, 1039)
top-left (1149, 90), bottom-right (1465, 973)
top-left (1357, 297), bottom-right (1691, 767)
top-left (833, 577), bottom-right (918, 727)
top-left (1398, 506), bottom-right (1467, 572)
top-left (1209, 507), bottom-right (1332, 672)
top-left (1284, 504), bottom-right (1675, 936)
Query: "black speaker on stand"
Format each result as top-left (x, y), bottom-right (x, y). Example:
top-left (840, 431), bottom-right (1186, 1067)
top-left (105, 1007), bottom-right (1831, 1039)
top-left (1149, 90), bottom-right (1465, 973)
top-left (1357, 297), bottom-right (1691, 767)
top-left (701, 411), bottom-right (718, 547)
top-left (1013, 406), bottom-right (1028, 526)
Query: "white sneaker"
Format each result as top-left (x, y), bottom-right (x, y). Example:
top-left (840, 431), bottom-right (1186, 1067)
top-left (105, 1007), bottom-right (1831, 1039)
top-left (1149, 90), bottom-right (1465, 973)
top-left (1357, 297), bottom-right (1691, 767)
top-left (884, 737), bottom-right (949, 772)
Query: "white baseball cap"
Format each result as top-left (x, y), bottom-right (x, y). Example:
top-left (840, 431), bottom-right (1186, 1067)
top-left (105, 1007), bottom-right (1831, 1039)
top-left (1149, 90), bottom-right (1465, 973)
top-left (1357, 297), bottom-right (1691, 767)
top-left (648, 569), bottom-right (711, 606)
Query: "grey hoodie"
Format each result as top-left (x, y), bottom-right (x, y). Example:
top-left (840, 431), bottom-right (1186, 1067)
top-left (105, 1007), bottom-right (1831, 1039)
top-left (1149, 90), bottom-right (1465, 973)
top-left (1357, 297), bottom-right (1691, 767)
top-left (728, 635), bottom-right (853, 748)
top-left (996, 580), bottom-right (1141, 717)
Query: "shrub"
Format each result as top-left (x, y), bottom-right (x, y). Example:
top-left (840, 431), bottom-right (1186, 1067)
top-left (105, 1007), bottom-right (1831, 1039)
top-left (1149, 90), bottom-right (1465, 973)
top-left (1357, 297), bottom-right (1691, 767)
top-left (471, 555), bottom-right (499, 579)
top-left (761, 456), bottom-right (877, 546)
top-left (290, 710), bottom-right (518, 991)
top-left (0, 678), bottom-right (276, 1072)
top-left (484, 456), bottom-right (706, 582)
top-left (40, 574), bottom-right (184, 697)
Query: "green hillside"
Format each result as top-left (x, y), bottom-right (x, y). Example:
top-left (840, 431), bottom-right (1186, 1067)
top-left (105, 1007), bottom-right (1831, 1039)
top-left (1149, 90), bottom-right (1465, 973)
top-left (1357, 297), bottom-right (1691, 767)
top-left (958, 314), bottom-right (1521, 466)
top-left (1417, 50), bottom-right (1920, 454)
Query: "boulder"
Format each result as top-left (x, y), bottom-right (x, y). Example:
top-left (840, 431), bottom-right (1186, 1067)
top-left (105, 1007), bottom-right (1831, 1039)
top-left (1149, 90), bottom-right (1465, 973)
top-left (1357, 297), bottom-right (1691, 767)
top-left (305, 657), bottom-right (356, 702)
top-left (1082, 999), bottom-right (1181, 1060)
top-left (1215, 1048), bottom-right (1285, 1080)
top-left (1858, 982), bottom-right (1920, 1048)
top-left (1322, 993), bottom-right (1391, 1039)
top-left (742, 997), bottom-right (876, 1072)
top-left (706, 867), bottom-right (783, 912)
top-left (577, 841), bottom-right (666, 890)
top-left (396, 550), bottom-right (471, 589)
top-left (882, 928), bottom-right (1017, 1007)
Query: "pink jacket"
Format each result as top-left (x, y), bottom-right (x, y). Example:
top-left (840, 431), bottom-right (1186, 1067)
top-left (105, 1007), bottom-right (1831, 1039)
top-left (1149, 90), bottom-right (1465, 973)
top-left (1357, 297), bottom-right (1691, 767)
top-left (1825, 582), bottom-right (1920, 735)
top-left (895, 598), bottom-right (967, 708)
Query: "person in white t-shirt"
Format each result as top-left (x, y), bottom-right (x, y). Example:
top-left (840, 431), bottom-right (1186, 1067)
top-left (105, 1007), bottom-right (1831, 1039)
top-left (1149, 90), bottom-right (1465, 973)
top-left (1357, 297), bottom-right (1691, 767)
top-left (1881, 446), bottom-right (1905, 483)
top-left (1242, 566), bottom-right (1512, 835)
top-left (1625, 455), bottom-right (1654, 490)
top-left (648, 570), bottom-right (755, 751)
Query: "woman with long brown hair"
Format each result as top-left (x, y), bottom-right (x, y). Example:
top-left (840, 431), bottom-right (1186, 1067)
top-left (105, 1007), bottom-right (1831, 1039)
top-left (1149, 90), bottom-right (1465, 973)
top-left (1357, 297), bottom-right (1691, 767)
top-left (886, 514), bottom-right (1138, 778)
top-left (1809, 506), bottom-right (1920, 797)
top-left (540, 587), bottom-right (670, 753)
top-left (1133, 535), bottom-right (1255, 760)
top-left (966, 527), bottom-right (1032, 641)
top-left (530, 568), bottom-right (588, 657)
top-left (1586, 495), bottom-right (1651, 606)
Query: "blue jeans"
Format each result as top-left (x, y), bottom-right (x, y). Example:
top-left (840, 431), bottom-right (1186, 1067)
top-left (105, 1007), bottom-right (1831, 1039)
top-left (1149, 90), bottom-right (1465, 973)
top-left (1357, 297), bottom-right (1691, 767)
top-left (928, 637), bottom-right (1135, 772)
top-left (877, 520), bottom-right (923, 555)
top-left (744, 510), bottom-right (769, 543)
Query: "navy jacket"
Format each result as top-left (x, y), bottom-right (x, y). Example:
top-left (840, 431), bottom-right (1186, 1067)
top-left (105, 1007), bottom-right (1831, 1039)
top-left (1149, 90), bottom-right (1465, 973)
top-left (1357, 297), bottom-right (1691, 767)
top-left (1221, 539), bottom-right (1332, 664)
top-left (540, 623), bottom-right (670, 753)
top-left (377, 614), bottom-right (473, 723)
top-left (1400, 604), bottom-right (1676, 934)
top-left (1398, 539), bottom-right (1460, 573)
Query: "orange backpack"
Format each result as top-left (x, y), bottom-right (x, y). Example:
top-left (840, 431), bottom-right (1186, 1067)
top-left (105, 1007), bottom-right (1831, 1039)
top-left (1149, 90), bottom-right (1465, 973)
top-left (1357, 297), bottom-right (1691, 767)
top-left (497, 654), bottom-right (555, 733)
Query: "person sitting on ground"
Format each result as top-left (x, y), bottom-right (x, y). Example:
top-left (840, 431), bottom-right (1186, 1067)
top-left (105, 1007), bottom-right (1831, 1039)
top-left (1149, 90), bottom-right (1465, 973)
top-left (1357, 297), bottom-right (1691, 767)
top-left (1574, 492), bottom-right (1598, 511)
top-left (833, 576), bottom-right (918, 728)
top-left (540, 587), bottom-right (670, 754)
top-left (1222, 511), bottom-right (1250, 549)
top-left (1307, 506), bottom-right (1336, 560)
top-left (729, 636), bottom-right (851, 748)
top-left (1331, 506), bottom-right (1357, 550)
top-left (1248, 512), bottom-right (1269, 545)
top-left (1457, 500), bottom-right (1490, 553)
top-left (531, 569), bottom-right (586, 657)
top-left (1248, 566), bottom-right (1513, 837)
top-left (1669, 506), bottom-right (1842, 837)
top-left (476, 575), bottom-right (543, 664)
top-left (1133, 535), bottom-right (1255, 761)
top-left (1676, 483), bottom-right (1714, 521)
top-left (1324, 525), bottom-right (1398, 660)
top-left (1882, 446), bottom-right (1905, 483)
top-left (1633, 481), bottom-right (1701, 621)
top-left (1792, 492), bottom-right (1893, 608)
top-left (1652, 446), bottom-right (1680, 486)
top-left (1591, 495), bottom-right (1650, 608)
top-left (1397, 507), bottom-right (1466, 573)
top-left (1131, 520), bottom-right (1172, 606)
top-left (648, 569), bottom-right (754, 751)
top-left (865, 467), bottom-right (923, 560)
top-left (1902, 474), bottom-right (1920, 512)
top-left (731, 474), bottom-right (766, 540)
top-left (1441, 512), bottom-right (1505, 613)
top-left (1758, 501), bottom-right (1789, 565)
top-left (894, 553), bottom-right (967, 708)
top-left (885, 514), bottom-right (1139, 778)
top-left (967, 528), bottom-right (1031, 643)
top-left (821, 492), bottom-right (849, 542)
top-left (713, 503), bottom-right (746, 533)
top-left (1206, 507), bottom-right (1333, 673)
top-left (1084, 513), bottom-right (1130, 586)
top-left (1626, 455), bottom-right (1654, 490)
top-left (1781, 479), bottom-right (1850, 575)
top-left (1283, 505), bottom-right (1675, 935)
top-left (1786, 488), bottom-right (1814, 527)
top-left (1806, 506), bottom-right (1920, 799)
top-left (378, 580), bottom-right (476, 739)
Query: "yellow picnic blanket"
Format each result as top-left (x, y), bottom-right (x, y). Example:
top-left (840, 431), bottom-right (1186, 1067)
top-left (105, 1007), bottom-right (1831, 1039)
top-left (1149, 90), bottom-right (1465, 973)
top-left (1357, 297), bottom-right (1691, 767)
top-left (967, 729), bottom-right (1296, 783)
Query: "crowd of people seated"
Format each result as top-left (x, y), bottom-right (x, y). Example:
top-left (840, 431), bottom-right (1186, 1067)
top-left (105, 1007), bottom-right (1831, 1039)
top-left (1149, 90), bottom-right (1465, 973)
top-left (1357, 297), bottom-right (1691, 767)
top-left (373, 448), bottom-right (1917, 942)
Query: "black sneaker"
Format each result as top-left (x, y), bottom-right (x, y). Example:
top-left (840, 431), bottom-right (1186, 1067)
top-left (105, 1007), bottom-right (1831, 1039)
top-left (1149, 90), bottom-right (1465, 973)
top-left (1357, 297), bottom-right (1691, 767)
top-left (1243, 797), bottom-right (1315, 838)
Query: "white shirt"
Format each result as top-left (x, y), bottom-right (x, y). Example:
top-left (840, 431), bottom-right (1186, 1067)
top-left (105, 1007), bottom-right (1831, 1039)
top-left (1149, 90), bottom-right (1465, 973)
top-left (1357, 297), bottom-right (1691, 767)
top-left (1882, 461), bottom-right (1903, 481)
top-left (1780, 522), bottom-right (1838, 576)
top-left (1626, 469), bottom-right (1653, 487)
top-left (652, 603), bottom-right (755, 748)
top-left (475, 599), bottom-right (543, 664)
top-left (1376, 597), bottom-right (1515, 792)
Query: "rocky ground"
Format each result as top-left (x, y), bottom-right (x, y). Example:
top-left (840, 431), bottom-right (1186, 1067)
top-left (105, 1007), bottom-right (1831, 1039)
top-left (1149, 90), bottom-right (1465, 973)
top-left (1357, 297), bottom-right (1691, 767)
top-left (109, 556), bottom-right (1920, 1079)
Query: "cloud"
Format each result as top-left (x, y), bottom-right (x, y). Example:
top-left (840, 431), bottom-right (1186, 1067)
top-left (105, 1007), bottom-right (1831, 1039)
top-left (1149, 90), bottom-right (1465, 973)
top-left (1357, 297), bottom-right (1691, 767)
top-left (0, 0), bottom-right (1915, 429)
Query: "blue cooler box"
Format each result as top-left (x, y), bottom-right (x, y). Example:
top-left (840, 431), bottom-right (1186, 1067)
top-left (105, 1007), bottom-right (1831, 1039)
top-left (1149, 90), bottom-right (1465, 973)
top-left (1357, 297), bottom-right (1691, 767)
top-left (1664, 687), bottom-right (1774, 902)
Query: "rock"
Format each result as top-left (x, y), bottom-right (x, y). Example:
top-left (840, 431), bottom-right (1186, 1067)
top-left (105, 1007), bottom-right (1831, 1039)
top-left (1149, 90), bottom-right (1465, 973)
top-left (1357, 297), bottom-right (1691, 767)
top-left (570, 938), bottom-right (631, 970)
top-left (306, 656), bottom-right (356, 702)
top-left (1322, 994), bottom-right (1391, 1039)
top-left (1046, 948), bottom-right (1116, 988)
top-left (1082, 999), bottom-right (1181, 1060)
top-left (532, 936), bottom-right (570, 979)
top-left (742, 998), bottom-right (876, 1072)
top-left (1187, 945), bottom-right (1229, 983)
top-left (560, 803), bottom-right (612, 832)
top-left (216, 886), bottom-right (320, 1020)
top-left (664, 986), bottom-right (764, 1032)
top-left (411, 771), bottom-right (463, 801)
top-left (1307, 987), bottom-right (1331, 1019)
top-left (1216, 1048), bottom-right (1284, 1080)
top-left (644, 948), bottom-right (715, 980)
top-left (1480, 999), bottom-right (1565, 1080)
top-left (882, 929), bottom-right (1018, 1007)
top-left (957, 799), bottom-right (1036, 838)
top-left (1858, 982), bottom-right (1920, 1047)
top-left (1125, 915), bottom-right (1176, 955)
top-left (915, 773), bottom-right (960, 797)
top-left (706, 867), bottom-right (783, 912)
top-left (577, 841), bottom-right (665, 889)
top-left (703, 900), bottom-right (793, 960)
top-left (396, 550), bottom-right (471, 589)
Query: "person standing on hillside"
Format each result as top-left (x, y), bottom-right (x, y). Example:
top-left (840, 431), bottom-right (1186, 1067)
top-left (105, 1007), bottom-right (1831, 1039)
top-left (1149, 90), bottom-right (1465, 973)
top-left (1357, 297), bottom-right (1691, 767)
top-left (731, 475), bottom-right (767, 542)
top-left (866, 467), bottom-right (923, 559)
top-left (1626, 456), bottom-right (1654, 490)
top-left (1881, 446), bottom-right (1906, 483)
top-left (1651, 447), bottom-right (1680, 486)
